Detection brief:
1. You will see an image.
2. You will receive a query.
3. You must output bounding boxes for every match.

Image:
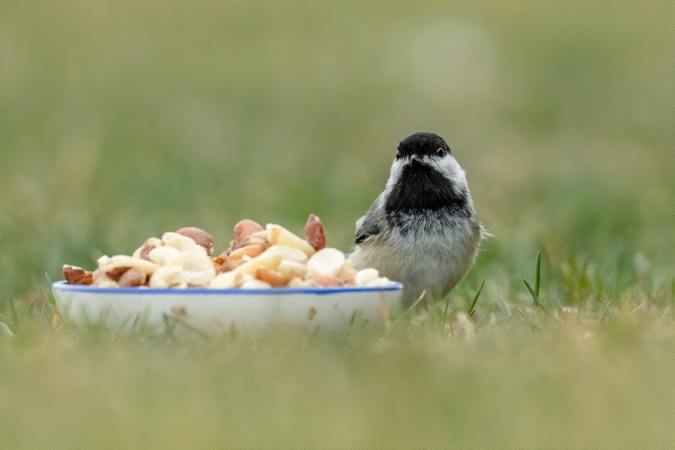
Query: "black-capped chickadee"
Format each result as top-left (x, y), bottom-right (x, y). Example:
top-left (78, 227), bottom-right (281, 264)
top-left (350, 132), bottom-right (483, 305)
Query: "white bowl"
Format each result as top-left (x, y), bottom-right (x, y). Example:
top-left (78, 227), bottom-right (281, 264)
top-left (51, 281), bottom-right (403, 334)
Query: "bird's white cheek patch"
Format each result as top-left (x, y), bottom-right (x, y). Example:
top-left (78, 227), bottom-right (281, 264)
top-left (387, 161), bottom-right (405, 187)
top-left (433, 158), bottom-right (464, 183)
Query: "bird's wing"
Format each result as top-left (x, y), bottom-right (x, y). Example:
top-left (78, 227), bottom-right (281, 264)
top-left (355, 209), bottom-right (382, 245)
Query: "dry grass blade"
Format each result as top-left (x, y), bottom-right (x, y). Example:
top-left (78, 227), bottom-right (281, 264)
top-left (401, 290), bottom-right (427, 318)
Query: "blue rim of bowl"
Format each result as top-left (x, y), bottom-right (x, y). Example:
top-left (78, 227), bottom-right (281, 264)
top-left (52, 280), bottom-right (403, 296)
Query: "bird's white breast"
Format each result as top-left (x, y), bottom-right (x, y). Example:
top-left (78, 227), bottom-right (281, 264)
top-left (350, 211), bottom-right (481, 303)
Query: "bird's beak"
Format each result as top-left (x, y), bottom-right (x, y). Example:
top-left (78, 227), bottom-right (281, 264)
top-left (409, 154), bottom-right (426, 165)
top-left (406, 154), bottom-right (431, 170)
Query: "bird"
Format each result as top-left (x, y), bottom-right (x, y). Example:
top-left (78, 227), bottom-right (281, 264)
top-left (349, 131), bottom-right (484, 306)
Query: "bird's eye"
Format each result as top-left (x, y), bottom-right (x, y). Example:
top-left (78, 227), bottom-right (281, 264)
top-left (435, 148), bottom-right (447, 157)
top-left (395, 150), bottom-right (402, 160)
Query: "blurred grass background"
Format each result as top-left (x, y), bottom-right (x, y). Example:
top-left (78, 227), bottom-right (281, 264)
top-left (0, 0), bottom-right (673, 448)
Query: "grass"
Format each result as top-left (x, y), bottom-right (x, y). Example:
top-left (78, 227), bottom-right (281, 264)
top-left (1, 281), bottom-right (673, 448)
top-left (0, 0), bottom-right (673, 448)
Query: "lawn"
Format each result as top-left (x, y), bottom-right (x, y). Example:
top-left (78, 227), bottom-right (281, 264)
top-left (0, 0), bottom-right (672, 448)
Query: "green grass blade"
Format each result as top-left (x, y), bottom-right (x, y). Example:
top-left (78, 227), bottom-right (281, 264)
top-left (524, 280), bottom-right (537, 301)
top-left (469, 280), bottom-right (486, 317)
top-left (524, 280), bottom-right (550, 315)
top-left (535, 250), bottom-right (542, 298)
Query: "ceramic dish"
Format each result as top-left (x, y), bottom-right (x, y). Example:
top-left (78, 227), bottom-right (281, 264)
top-left (52, 281), bottom-right (403, 334)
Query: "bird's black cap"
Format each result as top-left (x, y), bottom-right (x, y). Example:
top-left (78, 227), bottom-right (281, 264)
top-left (397, 132), bottom-right (451, 158)
top-left (385, 131), bottom-right (468, 215)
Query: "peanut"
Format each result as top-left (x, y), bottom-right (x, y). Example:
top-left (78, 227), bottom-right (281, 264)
top-left (106, 266), bottom-right (130, 281)
top-left (233, 220), bottom-right (264, 247)
top-left (177, 227), bottom-right (215, 255)
top-left (278, 260), bottom-right (307, 279)
top-left (313, 275), bottom-right (344, 287)
top-left (229, 244), bottom-right (267, 260)
top-left (256, 267), bottom-right (289, 287)
top-left (118, 268), bottom-right (147, 287)
top-left (132, 237), bottom-right (162, 261)
top-left (305, 214), bottom-right (326, 251)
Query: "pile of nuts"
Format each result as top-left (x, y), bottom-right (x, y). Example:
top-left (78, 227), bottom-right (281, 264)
top-left (63, 215), bottom-right (392, 289)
